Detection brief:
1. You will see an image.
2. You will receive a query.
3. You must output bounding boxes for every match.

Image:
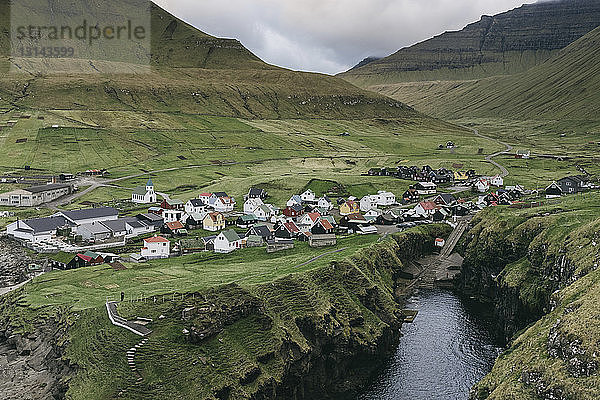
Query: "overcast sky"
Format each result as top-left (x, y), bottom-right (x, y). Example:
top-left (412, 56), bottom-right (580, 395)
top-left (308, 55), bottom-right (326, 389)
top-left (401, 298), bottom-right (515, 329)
top-left (154, 0), bottom-right (531, 75)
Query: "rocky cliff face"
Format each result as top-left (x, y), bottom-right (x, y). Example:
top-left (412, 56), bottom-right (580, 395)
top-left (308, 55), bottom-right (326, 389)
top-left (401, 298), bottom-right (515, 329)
top-left (456, 205), bottom-right (600, 399)
top-left (342, 0), bottom-right (600, 84)
top-left (0, 225), bottom-right (451, 400)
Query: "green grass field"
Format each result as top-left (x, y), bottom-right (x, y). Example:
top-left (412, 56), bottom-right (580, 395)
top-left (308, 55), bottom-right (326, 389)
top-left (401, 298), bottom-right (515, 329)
top-left (22, 235), bottom-right (378, 311)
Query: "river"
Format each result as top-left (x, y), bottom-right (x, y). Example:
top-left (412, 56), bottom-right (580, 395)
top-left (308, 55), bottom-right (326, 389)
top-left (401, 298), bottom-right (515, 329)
top-left (358, 289), bottom-right (503, 400)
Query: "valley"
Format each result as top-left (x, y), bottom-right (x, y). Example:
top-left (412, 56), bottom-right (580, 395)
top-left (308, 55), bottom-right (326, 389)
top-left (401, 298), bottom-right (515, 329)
top-left (1, 0), bottom-right (600, 399)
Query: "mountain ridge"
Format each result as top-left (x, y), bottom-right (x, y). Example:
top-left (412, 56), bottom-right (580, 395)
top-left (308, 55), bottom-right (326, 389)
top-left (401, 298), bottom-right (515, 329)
top-left (340, 0), bottom-right (600, 86)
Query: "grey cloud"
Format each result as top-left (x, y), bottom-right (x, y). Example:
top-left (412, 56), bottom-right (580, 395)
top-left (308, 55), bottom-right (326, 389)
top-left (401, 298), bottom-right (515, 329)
top-left (155, 0), bottom-right (530, 74)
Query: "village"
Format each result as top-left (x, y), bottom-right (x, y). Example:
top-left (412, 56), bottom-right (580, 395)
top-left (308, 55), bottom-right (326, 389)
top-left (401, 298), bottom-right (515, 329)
top-left (1, 162), bottom-right (595, 271)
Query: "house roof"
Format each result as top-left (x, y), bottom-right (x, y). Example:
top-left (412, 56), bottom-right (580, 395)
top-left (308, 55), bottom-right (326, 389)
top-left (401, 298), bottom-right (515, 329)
top-left (83, 251), bottom-right (101, 259)
top-left (79, 223), bottom-right (111, 235)
top-left (206, 212), bottom-right (222, 222)
top-left (320, 220), bottom-right (334, 230)
top-left (257, 204), bottom-right (271, 213)
top-left (147, 178), bottom-right (153, 186)
top-left (436, 193), bottom-right (456, 204)
top-left (199, 192), bottom-right (213, 197)
top-left (346, 213), bottom-right (366, 222)
top-left (144, 236), bottom-right (169, 243)
top-left (188, 199), bottom-right (205, 207)
top-left (166, 199), bottom-right (184, 206)
top-left (77, 254), bottom-right (93, 262)
top-left (220, 229), bottom-right (241, 242)
top-left (166, 221), bottom-right (184, 230)
top-left (419, 201), bottom-right (437, 211)
top-left (20, 216), bottom-right (71, 234)
top-left (132, 185), bottom-right (147, 195)
top-left (24, 183), bottom-right (70, 194)
top-left (249, 225), bottom-right (272, 238)
top-left (60, 207), bottom-right (119, 222)
top-left (289, 194), bottom-right (302, 203)
top-left (416, 182), bottom-right (437, 188)
top-left (138, 213), bottom-right (164, 223)
top-left (283, 221), bottom-right (300, 233)
top-left (48, 251), bottom-right (76, 264)
top-left (218, 196), bottom-right (235, 204)
top-left (239, 214), bottom-right (257, 222)
top-left (248, 188), bottom-right (265, 197)
top-left (100, 219), bottom-right (128, 233)
top-left (305, 212), bottom-right (321, 223)
top-left (288, 203), bottom-right (303, 212)
top-left (214, 192), bottom-right (228, 198)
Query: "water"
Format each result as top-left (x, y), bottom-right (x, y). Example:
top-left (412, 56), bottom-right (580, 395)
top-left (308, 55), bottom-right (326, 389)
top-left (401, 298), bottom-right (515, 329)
top-left (359, 289), bottom-right (503, 400)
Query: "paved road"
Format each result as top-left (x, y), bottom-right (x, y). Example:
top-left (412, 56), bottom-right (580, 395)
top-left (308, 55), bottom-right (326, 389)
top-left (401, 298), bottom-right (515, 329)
top-left (470, 128), bottom-right (513, 178)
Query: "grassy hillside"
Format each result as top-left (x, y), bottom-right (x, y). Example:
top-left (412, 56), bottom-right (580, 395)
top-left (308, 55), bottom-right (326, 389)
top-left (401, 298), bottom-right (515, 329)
top-left (340, 0), bottom-right (600, 86)
top-left (0, 0), bottom-right (412, 120)
top-left (0, 226), bottom-right (450, 399)
top-left (370, 26), bottom-right (600, 121)
top-left (458, 193), bottom-right (600, 399)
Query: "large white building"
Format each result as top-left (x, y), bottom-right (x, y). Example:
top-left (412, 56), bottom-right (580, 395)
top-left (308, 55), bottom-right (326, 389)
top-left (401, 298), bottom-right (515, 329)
top-left (131, 179), bottom-right (157, 204)
top-left (0, 184), bottom-right (71, 207)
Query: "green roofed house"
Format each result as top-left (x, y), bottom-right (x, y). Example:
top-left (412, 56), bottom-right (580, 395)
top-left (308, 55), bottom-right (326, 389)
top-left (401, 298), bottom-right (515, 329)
top-left (132, 179), bottom-right (157, 204)
top-left (83, 251), bottom-right (104, 264)
top-left (214, 229), bottom-right (244, 253)
top-left (48, 252), bottom-right (78, 270)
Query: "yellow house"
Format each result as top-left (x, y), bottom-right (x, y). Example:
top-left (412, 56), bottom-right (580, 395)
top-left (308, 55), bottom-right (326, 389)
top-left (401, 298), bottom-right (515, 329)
top-left (203, 212), bottom-right (225, 232)
top-left (339, 200), bottom-right (360, 216)
top-left (454, 171), bottom-right (469, 182)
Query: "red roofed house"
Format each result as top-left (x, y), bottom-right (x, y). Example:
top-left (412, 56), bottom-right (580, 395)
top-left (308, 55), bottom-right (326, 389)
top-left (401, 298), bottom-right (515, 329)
top-left (298, 211), bottom-right (321, 228)
top-left (164, 221), bottom-right (186, 236)
top-left (274, 221), bottom-right (300, 239)
top-left (141, 236), bottom-right (170, 259)
top-left (311, 219), bottom-right (334, 235)
top-left (414, 201), bottom-right (439, 217)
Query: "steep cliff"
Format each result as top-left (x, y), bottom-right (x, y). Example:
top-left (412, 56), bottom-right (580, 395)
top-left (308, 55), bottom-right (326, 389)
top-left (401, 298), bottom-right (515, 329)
top-left (0, 225), bottom-right (451, 400)
top-left (457, 195), bottom-right (600, 399)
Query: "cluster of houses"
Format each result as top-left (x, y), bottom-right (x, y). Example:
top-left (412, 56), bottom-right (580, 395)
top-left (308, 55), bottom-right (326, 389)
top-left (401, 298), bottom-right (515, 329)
top-left (368, 165), bottom-right (477, 185)
top-left (6, 207), bottom-right (164, 252)
top-left (4, 169), bottom-right (595, 267)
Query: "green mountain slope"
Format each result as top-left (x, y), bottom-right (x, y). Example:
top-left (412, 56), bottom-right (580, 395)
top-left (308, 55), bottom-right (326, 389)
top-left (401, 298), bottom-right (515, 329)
top-left (371, 26), bottom-right (600, 120)
top-left (0, 0), bottom-right (412, 119)
top-left (340, 0), bottom-right (600, 86)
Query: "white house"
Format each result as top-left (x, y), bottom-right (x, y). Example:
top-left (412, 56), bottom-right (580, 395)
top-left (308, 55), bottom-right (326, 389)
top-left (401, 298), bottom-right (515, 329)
top-left (163, 209), bottom-right (185, 223)
top-left (489, 176), bottom-right (504, 187)
top-left (214, 230), bottom-right (243, 253)
top-left (244, 197), bottom-right (264, 214)
top-left (253, 204), bottom-right (275, 221)
top-left (298, 212), bottom-right (321, 230)
top-left (141, 236), bottom-right (170, 259)
top-left (474, 179), bottom-right (490, 193)
top-left (414, 201), bottom-right (438, 217)
top-left (375, 191), bottom-right (396, 206)
top-left (132, 179), bottom-right (157, 204)
top-left (185, 199), bottom-right (206, 215)
top-left (198, 192), bottom-right (217, 205)
top-left (360, 195), bottom-right (378, 212)
top-left (415, 182), bottom-right (437, 195)
top-left (287, 195), bottom-right (303, 207)
top-left (300, 189), bottom-right (316, 203)
top-left (317, 196), bottom-right (333, 210)
top-left (213, 196), bottom-right (236, 212)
